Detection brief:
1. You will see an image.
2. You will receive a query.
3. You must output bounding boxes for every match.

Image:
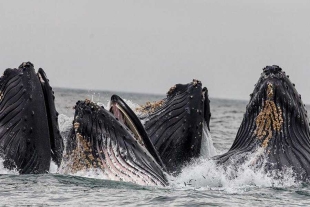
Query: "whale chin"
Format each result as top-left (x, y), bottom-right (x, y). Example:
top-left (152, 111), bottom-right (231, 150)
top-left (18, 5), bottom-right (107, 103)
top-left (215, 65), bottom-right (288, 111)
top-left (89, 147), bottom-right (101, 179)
top-left (64, 100), bottom-right (168, 186)
top-left (216, 65), bottom-right (310, 180)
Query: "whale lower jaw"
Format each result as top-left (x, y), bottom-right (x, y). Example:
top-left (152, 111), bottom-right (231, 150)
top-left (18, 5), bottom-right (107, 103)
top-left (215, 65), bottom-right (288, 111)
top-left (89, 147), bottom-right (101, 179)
top-left (63, 143), bottom-right (163, 186)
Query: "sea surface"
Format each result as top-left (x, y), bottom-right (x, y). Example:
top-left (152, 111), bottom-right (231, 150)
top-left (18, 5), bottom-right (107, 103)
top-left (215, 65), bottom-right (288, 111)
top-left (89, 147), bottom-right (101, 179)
top-left (1, 88), bottom-right (310, 206)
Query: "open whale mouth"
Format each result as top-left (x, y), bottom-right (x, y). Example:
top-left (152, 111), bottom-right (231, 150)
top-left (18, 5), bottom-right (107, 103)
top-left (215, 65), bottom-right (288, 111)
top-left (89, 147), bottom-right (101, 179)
top-left (109, 95), bottom-right (166, 170)
top-left (216, 65), bottom-right (310, 180)
top-left (109, 95), bottom-right (145, 147)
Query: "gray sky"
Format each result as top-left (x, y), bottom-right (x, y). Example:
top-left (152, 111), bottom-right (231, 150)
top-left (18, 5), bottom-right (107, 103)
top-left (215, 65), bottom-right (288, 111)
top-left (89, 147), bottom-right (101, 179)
top-left (1, 0), bottom-right (310, 103)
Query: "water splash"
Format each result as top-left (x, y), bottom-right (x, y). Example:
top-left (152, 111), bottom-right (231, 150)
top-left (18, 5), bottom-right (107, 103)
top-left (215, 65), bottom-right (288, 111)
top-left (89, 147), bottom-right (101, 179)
top-left (49, 161), bottom-right (58, 174)
top-left (68, 168), bottom-right (108, 180)
top-left (0, 158), bottom-right (18, 175)
top-left (96, 98), bottom-right (139, 111)
top-left (200, 121), bottom-right (218, 158)
top-left (58, 114), bottom-right (74, 150)
top-left (121, 99), bottom-right (140, 110)
top-left (172, 148), bottom-right (299, 193)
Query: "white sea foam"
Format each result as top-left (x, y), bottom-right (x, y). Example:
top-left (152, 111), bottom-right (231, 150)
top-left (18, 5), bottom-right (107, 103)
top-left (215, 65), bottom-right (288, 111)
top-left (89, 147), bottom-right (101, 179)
top-left (49, 161), bottom-right (58, 174)
top-left (69, 168), bottom-right (108, 179)
top-left (171, 149), bottom-right (299, 192)
top-left (0, 158), bottom-right (18, 175)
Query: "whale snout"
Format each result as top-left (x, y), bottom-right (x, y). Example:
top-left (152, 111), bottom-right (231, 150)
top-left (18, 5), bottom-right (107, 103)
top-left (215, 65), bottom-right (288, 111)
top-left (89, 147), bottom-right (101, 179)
top-left (263, 65), bottom-right (282, 75)
top-left (19, 62), bottom-right (34, 68)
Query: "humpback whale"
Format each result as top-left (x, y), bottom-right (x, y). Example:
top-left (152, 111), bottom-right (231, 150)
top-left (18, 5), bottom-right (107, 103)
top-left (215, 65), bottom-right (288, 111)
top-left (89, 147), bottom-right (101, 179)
top-left (64, 100), bottom-right (168, 186)
top-left (137, 80), bottom-right (212, 174)
top-left (0, 62), bottom-right (63, 173)
top-left (216, 66), bottom-right (310, 181)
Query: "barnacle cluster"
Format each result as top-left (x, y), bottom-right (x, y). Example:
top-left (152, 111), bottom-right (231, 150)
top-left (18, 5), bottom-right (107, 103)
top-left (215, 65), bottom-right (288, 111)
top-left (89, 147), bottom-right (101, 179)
top-left (136, 100), bottom-right (164, 114)
top-left (254, 83), bottom-right (283, 148)
top-left (63, 122), bottom-right (103, 173)
top-left (192, 79), bottom-right (201, 86)
top-left (167, 85), bottom-right (176, 95)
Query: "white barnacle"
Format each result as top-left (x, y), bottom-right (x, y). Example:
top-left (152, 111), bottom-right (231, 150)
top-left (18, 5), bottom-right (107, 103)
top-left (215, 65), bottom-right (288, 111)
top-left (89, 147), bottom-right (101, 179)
top-left (74, 122), bottom-right (80, 130)
top-left (0, 91), bottom-right (3, 101)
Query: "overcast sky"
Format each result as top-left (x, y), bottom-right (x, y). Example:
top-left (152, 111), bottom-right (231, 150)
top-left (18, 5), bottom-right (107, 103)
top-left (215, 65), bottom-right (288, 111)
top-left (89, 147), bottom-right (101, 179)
top-left (1, 0), bottom-right (310, 103)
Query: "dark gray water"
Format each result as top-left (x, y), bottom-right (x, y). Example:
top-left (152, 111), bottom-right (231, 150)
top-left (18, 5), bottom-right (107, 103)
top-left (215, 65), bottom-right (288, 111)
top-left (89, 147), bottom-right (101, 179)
top-left (1, 88), bottom-right (310, 206)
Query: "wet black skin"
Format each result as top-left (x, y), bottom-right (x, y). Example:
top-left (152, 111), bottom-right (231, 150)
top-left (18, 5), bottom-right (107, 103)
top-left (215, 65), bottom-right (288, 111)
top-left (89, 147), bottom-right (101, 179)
top-left (66, 100), bottom-right (168, 186)
top-left (109, 94), bottom-right (166, 171)
top-left (216, 66), bottom-right (310, 180)
top-left (139, 80), bottom-right (211, 175)
top-left (0, 62), bottom-right (63, 174)
top-left (37, 68), bottom-right (64, 167)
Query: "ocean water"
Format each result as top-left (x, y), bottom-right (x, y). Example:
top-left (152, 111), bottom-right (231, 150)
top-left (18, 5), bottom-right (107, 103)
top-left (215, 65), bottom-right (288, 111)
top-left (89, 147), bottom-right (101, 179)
top-left (1, 88), bottom-right (310, 206)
